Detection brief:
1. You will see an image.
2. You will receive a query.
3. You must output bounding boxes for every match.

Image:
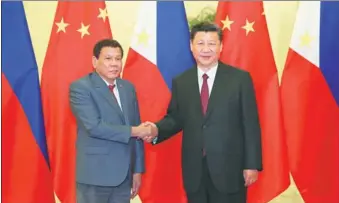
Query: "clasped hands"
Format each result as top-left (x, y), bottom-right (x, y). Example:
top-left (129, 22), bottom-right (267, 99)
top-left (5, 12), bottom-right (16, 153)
top-left (132, 121), bottom-right (158, 143)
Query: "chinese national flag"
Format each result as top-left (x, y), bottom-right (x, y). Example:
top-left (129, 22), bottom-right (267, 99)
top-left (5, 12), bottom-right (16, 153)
top-left (40, 2), bottom-right (112, 202)
top-left (215, 2), bottom-right (289, 203)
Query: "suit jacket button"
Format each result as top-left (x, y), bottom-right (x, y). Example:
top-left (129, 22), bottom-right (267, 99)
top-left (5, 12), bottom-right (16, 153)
top-left (202, 125), bottom-right (206, 129)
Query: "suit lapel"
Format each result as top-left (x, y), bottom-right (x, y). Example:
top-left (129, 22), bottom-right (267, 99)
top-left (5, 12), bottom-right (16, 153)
top-left (116, 78), bottom-right (130, 125)
top-left (188, 67), bottom-right (205, 122)
top-left (204, 63), bottom-right (231, 123)
top-left (91, 72), bottom-right (125, 122)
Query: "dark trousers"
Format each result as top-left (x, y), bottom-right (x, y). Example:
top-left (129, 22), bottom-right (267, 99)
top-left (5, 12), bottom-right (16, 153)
top-left (76, 172), bottom-right (131, 203)
top-left (186, 157), bottom-right (247, 203)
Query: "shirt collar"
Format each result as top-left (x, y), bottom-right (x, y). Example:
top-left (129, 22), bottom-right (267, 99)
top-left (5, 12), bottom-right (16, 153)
top-left (197, 63), bottom-right (218, 79)
top-left (98, 74), bottom-right (117, 87)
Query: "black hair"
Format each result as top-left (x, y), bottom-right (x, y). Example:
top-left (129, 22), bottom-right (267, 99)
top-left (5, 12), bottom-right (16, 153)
top-left (190, 22), bottom-right (223, 42)
top-left (93, 39), bottom-right (124, 59)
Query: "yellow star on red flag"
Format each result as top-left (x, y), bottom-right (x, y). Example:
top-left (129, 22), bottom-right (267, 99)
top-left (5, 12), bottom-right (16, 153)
top-left (55, 18), bottom-right (69, 33)
top-left (77, 23), bottom-right (90, 38)
top-left (98, 8), bottom-right (109, 22)
top-left (242, 19), bottom-right (255, 36)
top-left (221, 15), bottom-right (234, 31)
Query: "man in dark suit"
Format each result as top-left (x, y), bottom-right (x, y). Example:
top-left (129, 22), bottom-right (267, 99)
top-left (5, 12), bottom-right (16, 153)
top-left (69, 39), bottom-right (151, 203)
top-left (143, 23), bottom-right (263, 203)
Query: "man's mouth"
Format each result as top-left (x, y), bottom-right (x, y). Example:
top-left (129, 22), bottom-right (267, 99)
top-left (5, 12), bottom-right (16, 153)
top-left (200, 56), bottom-right (212, 60)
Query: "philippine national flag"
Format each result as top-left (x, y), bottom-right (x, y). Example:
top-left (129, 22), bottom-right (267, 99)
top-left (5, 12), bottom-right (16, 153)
top-left (2, 2), bottom-right (55, 203)
top-left (122, 2), bottom-right (195, 203)
top-left (281, 2), bottom-right (339, 202)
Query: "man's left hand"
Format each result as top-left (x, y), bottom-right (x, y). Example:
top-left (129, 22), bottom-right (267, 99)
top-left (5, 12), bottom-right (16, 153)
top-left (131, 173), bottom-right (142, 199)
top-left (243, 169), bottom-right (258, 187)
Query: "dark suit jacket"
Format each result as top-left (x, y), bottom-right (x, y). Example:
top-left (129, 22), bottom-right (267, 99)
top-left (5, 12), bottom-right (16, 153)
top-left (69, 72), bottom-right (144, 186)
top-left (155, 62), bottom-right (262, 193)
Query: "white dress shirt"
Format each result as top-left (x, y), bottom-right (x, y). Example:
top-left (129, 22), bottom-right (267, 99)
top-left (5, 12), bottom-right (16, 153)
top-left (197, 63), bottom-right (218, 97)
top-left (153, 64), bottom-right (218, 144)
top-left (100, 77), bottom-right (122, 110)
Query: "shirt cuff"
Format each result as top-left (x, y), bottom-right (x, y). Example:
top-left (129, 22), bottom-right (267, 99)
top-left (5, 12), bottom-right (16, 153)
top-left (152, 137), bottom-right (158, 144)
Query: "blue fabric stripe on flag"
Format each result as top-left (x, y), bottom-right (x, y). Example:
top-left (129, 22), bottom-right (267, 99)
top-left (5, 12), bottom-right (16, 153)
top-left (320, 2), bottom-right (339, 106)
top-left (156, 1), bottom-right (195, 90)
top-left (2, 2), bottom-right (50, 166)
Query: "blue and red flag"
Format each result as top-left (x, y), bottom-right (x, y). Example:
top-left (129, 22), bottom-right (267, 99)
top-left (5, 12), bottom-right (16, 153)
top-left (122, 2), bottom-right (194, 202)
top-left (281, 2), bottom-right (339, 202)
top-left (2, 2), bottom-right (55, 203)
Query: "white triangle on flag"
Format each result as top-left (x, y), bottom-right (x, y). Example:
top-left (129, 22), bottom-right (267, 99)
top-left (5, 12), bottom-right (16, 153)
top-left (290, 1), bottom-right (320, 68)
top-left (130, 1), bottom-right (157, 65)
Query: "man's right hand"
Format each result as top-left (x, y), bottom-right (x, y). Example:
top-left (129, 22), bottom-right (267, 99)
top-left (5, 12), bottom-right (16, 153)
top-left (131, 122), bottom-right (158, 141)
top-left (131, 124), bottom-right (151, 138)
top-left (142, 121), bottom-right (158, 143)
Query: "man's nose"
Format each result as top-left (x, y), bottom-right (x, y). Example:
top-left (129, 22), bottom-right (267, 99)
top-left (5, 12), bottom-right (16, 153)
top-left (201, 44), bottom-right (211, 52)
top-left (110, 59), bottom-right (119, 66)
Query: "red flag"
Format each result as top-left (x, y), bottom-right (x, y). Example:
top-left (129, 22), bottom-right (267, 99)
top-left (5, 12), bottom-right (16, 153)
top-left (281, 2), bottom-right (339, 202)
top-left (215, 2), bottom-right (289, 202)
top-left (41, 2), bottom-right (112, 202)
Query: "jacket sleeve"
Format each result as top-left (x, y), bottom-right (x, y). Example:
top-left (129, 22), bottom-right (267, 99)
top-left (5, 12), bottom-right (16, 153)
top-left (69, 82), bottom-right (131, 144)
top-left (154, 78), bottom-right (183, 144)
top-left (241, 73), bottom-right (263, 171)
top-left (132, 87), bottom-right (145, 173)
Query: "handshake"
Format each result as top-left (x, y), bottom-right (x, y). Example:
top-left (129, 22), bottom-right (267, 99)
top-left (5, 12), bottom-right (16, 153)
top-left (131, 121), bottom-right (158, 143)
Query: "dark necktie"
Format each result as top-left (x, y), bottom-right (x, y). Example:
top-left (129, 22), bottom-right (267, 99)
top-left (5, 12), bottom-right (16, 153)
top-left (108, 84), bottom-right (117, 101)
top-left (201, 73), bottom-right (209, 156)
top-left (201, 73), bottom-right (209, 115)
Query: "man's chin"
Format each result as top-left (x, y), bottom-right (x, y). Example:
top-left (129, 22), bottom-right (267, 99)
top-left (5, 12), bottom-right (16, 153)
top-left (200, 62), bottom-right (214, 67)
top-left (108, 74), bottom-right (119, 79)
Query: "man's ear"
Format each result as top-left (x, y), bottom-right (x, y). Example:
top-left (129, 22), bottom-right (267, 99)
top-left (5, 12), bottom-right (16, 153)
top-left (92, 56), bottom-right (97, 69)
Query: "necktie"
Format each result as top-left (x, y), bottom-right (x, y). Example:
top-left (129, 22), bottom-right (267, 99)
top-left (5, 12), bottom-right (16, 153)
top-left (109, 84), bottom-right (125, 118)
top-left (108, 84), bottom-right (117, 101)
top-left (201, 73), bottom-right (209, 156)
top-left (201, 73), bottom-right (209, 115)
